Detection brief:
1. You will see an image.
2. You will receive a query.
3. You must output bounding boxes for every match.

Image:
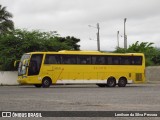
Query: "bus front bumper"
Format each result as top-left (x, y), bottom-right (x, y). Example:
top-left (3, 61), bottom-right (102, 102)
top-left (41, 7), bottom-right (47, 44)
top-left (17, 76), bottom-right (30, 84)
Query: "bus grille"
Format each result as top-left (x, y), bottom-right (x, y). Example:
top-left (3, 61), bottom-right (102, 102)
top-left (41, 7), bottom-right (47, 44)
top-left (135, 73), bottom-right (142, 81)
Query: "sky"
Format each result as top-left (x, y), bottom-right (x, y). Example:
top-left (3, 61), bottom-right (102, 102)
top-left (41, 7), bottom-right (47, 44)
top-left (1, 0), bottom-right (160, 51)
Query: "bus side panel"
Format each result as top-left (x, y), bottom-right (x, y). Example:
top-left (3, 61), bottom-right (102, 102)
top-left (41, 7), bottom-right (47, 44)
top-left (56, 65), bottom-right (98, 82)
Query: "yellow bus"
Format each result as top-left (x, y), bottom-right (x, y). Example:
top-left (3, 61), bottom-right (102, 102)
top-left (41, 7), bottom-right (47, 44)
top-left (15, 50), bottom-right (145, 88)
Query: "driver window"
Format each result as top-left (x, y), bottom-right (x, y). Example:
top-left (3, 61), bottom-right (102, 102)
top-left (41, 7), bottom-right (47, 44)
top-left (28, 54), bottom-right (43, 76)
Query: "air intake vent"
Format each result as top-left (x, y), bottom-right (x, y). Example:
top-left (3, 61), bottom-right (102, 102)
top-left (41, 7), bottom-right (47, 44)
top-left (136, 73), bottom-right (142, 81)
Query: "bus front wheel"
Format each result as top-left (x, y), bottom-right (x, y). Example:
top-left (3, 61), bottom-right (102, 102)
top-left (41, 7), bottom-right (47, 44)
top-left (42, 78), bottom-right (51, 88)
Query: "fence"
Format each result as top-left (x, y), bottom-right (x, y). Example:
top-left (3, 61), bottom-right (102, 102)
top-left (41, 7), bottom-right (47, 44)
top-left (146, 66), bottom-right (160, 82)
top-left (0, 71), bottom-right (18, 85)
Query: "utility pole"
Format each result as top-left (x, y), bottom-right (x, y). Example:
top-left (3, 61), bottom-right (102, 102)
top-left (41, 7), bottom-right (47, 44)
top-left (117, 31), bottom-right (119, 48)
top-left (97, 23), bottom-right (100, 51)
top-left (124, 18), bottom-right (127, 49)
top-left (88, 23), bottom-right (100, 51)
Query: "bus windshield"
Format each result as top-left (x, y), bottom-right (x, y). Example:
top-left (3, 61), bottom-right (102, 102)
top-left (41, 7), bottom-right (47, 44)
top-left (18, 54), bottom-right (31, 76)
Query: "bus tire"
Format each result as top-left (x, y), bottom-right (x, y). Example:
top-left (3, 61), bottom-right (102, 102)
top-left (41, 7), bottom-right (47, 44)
top-left (118, 77), bottom-right (127, 87)
top-left (107, 77), bottom-right (116, 87)
top-left (42, 77), bottom-right (52, 88)
top-left (34, 84), bottom-right (42, 88)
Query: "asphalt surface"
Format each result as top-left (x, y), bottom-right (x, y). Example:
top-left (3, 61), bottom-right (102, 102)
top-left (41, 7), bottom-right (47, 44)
top-left (0, 83), bottom-right (160, 120)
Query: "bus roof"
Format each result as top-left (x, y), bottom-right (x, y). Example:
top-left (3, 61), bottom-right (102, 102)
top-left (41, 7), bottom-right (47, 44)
top-left (26, 50), bottom-right (144, 56)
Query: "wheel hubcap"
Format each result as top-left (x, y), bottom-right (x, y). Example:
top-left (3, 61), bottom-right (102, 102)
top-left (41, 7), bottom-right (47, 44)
top-left (44, 80), bottom-right (49, 85)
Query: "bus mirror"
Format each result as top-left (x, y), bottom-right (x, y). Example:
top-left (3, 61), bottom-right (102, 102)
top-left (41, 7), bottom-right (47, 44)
top-left (14, 60), bottom-right (20, 67)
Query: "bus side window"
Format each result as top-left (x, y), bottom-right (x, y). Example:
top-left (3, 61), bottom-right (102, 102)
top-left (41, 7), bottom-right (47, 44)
top-left (78, 56), bottom-right (91, 64)
top-left (112, 56), bottom-right (120, 65)
top-left (92, 56), bottom-right (96, 64)
top-left (121, 56), bottom-right (131, 65)
top-left (45, 54), bottom-right (61, 64)
top-left (55, 56), bottom-right (61, 64)
top-left (132, 56), bottom-right (142, 65)
top-left (69, 55), bottom-right (77, 64)
top-left (61, 55), bottom-right (77, 64)
top-left (106, 56), bottom-right (112, 65)
top-left (95, 56), bottom-right (105, 64)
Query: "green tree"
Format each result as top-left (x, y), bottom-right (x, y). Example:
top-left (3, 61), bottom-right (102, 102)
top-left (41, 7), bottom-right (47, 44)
top-left (0, 29), bottom-right (80, 71)
top-left (58, 36), bottom-right (80, 50)
top-left (114, 41), bottom-right (159, 66)
top-left (0, 5), bottom-right (14, 34)
top-left (151, 48), bottom-right (160, 65)
top-left (127, 41), bottom-right (154, 53)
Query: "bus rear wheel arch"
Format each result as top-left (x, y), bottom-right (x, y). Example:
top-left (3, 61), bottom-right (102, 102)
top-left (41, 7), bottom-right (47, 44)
top-left (118, 77), bottom-right (127, 87)
top-left (42, 77), bottom-right (52, 88)
top-left (107, 77), bottom-right (116, 87)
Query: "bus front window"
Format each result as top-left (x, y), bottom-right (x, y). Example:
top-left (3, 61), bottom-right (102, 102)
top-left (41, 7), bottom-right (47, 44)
top-left (18, 54), bottom-right (31, 76)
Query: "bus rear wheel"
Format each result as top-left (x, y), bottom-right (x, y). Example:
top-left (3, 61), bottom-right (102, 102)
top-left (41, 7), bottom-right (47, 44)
top-left (42, 78), bottom-right (51, 88)
top-left (107, 77), bottom-right (116, 87)
top-left (118, 77), bottom-right (127, 87)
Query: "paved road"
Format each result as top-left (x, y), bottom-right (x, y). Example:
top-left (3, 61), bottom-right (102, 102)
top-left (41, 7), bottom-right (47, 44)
top-left (0, 84), bottom-right (160, 120)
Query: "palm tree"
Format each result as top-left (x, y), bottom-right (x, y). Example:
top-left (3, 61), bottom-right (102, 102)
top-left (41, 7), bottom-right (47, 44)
top-left (128, 41), bottom-right (154, 53)
top-left (0, 4), bottom-right (14, 34)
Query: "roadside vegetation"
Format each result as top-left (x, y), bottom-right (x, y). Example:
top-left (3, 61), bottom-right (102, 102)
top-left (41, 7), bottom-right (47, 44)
top-left (114, 41), bottom-right (160, 66)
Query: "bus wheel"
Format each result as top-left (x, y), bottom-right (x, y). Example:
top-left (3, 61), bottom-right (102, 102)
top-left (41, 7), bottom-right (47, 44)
top-left (96, 84), bottom-right (106, 87)
top-left (42, 78), bottom-right (51, 88)
top-left (107, 77), bottom-right (116, 87)
top-left (34, 84), bottom-right (42, 88)
top-left (118, 77), bottom-right (127, 87)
